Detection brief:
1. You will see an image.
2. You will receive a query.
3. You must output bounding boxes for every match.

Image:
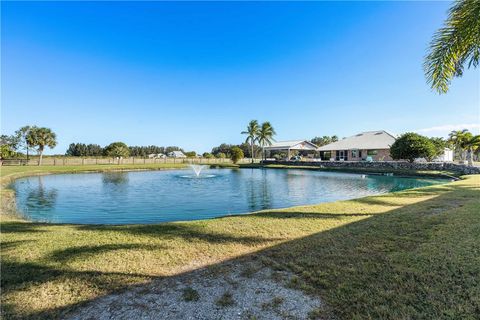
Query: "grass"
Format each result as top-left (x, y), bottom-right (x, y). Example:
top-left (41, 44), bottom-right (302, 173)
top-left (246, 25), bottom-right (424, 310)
top-left (216, 292), bottom-right (235, 307)
top-left (182, 287), bottom-right (200, 302)
top-left (0, 164), bottom-right (479, 319)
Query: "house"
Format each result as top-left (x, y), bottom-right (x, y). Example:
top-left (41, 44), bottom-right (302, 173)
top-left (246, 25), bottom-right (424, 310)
top-left (167, 150), bottom-right (186, 158)
top-left (317, 130), bottom-right (397, 161)
top-left (148, 153), bottom-right (166, 159)
top-left (264, 140), bottom-right (319, 159)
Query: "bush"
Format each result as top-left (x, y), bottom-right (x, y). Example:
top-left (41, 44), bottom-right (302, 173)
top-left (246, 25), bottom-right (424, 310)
top-left (216, 152), bottom-right (226, 159)
top-left (390, 133), bottom-right (435, 163)
top-left (185, 151), bottom-right (197, 158)
top-left (202, 152), bottom-right (213, 159)
top-left (230, 147), bottom-right (244, 164)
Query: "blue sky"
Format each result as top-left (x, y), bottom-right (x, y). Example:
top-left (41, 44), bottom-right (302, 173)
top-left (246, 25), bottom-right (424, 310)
top-left (2, 1), bottom-right (478, 154)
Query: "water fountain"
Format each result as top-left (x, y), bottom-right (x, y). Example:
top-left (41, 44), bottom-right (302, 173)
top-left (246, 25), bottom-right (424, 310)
top-left (190, 164), bottom-right (206, 177)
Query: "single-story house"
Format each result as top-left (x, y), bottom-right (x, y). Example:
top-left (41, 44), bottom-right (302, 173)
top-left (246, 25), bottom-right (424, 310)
top-left (168, 151), bottom-right (186, 158)
top-left (317, 130), bottom-right (397, 161)
top-left (264, 140), bottom-right (319, 159)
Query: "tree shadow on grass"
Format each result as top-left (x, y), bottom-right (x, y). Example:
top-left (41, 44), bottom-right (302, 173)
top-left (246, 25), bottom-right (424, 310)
top-left (74, 223), bottom-right (283, 245)
top-left (48, 243), bottom-right (167, 263)
top-left (2, 181), bottom-right (479, 319)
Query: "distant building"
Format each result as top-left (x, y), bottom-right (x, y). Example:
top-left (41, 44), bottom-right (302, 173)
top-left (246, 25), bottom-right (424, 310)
top-left (317, 130), bottom-right (397, 161)
top-left (148, 153), bottom-right (166, 159)
top-left (168, 151), bottom-right (186, 158)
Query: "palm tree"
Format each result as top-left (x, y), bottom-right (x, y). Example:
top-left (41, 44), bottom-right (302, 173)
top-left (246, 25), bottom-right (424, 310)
top-left (257, 122), bottom-right (276, 160)
top-left (448, 129), bottom-right (473, 162)
top-left (465, 135), bottom-right (480, 166)
top-left (424, 0), bottom-right (480, 93)
top-left (241, 120), bottom-right (260, 163)
top-left (26, 127), bottom-right (57, 166)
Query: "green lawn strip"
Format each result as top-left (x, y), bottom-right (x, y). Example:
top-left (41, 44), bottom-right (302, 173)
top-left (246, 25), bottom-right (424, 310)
top-left (0, 166), bottom-right (478, 319)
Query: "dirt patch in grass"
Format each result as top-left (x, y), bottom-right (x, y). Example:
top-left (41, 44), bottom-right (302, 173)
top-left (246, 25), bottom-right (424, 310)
top-left (65, 260), bottom-right (321, 320)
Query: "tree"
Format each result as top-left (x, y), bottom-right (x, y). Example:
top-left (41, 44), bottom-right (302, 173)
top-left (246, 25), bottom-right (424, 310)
top-left (257, 122), bottom-right (276, 160)
top-left (311, 135), bottom-right (338, 147)
top-left (230, 146), bottom-right (244, 164)
top-left (14, 126), bottom-right (32, 159)
top-left (241, 120), bottom-right (260, 163)
top-left (216, 152), bottom-right (226, 159)
top-left (424, 0), bottom-right (480, 93)
top-left (202, 152), bottom-right (213, 158)
top-left (390, 133), bottom-right (435, 163)
top-left (104, 142), bottom-right (130, 159)
top-left (0, 145), bottom-right (16, 159)
top-left (427, 137), bottom-right (447, 161)
top-left (211, 143), bottom-right (234, 157)
top-left (26, 127), bottom-right (57, 165)
top-left (448, 129), bottom-right (473, 161)
top-left (464, 135), bottom-right (480, 166)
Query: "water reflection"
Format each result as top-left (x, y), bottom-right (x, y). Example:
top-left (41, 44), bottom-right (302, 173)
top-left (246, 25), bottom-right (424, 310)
top-left (25, 177), bottom-right (58, 211)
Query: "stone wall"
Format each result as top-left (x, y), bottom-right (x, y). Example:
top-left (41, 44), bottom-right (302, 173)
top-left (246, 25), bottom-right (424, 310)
top-left (262, 160), bottom-right (480, 175)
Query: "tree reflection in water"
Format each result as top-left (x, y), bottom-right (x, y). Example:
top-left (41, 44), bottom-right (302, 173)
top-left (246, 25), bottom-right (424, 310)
top-left (102, 172), bottom-right (129, 186)
top-left (25, 177), bottom-right (58, 211)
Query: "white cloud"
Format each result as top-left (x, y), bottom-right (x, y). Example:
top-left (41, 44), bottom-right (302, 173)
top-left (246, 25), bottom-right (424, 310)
top-left (415, 123), bottom-right (480, 137)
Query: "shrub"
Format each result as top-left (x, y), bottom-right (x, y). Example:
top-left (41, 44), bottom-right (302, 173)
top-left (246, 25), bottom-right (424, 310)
top-left (230, 147), bottom-right (244, 164)
top-left (202, 152), bottom-right (213, 159)
top-left (185, 151), bottom-right (197, 158)
top-left (390, 133), bottom-right (435, 163)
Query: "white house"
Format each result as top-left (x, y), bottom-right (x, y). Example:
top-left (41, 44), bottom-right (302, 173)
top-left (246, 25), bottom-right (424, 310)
top-left (168, 151), bottom-right (186, 158)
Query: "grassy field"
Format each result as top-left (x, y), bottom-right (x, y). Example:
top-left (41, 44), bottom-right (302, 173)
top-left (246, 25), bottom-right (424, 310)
top-left (1, 164), bottom-right (479, 319)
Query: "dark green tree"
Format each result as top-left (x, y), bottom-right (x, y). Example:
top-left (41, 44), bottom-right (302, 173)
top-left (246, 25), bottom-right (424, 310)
top-left (390, 133), bottom-right (435, 163)
top-left (104, 142), bottom-right (130, 158)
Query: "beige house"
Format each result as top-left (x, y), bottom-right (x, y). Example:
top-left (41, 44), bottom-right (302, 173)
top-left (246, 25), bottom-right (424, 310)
top-left (317, 131), bottom-right (396, 161)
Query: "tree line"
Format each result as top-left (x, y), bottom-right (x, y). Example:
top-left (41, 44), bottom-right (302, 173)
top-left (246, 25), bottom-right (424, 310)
top-left (66, 143), bottom-right (184, 157)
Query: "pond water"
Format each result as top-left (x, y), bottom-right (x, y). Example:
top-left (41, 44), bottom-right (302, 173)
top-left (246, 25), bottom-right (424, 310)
top-left (10, 168), bottom-right (447, 225)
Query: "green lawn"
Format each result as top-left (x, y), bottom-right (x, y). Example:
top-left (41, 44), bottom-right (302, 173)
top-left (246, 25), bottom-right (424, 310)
top-left (1, 165), bottom-right (479, 319)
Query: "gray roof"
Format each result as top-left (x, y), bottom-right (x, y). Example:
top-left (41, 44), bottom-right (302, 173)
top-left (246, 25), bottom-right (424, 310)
top-left (317, 131), bottom-right (396, 151)
top-left (264, 140), bottom-right (319, 151)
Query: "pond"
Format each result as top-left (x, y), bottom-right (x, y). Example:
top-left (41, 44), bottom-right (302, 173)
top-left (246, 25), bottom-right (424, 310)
top-left (10, 168), bottom-right (447, 224)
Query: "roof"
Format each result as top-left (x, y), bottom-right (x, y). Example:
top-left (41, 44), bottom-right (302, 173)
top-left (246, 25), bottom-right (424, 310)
top-left (168, 150), bottom-right (186, 156)
top-left (264, 140), bottom-right (319, 151)
top-left (317, 131), bottom-right (397, 151)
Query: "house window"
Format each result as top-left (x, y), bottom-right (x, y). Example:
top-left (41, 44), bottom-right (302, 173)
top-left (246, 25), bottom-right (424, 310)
top-left (367, 150), bottom-right (378, 156)
top-left (351, 150), bottom-right (358, 158)
top-left (359, 150), bottom-right (363, 158)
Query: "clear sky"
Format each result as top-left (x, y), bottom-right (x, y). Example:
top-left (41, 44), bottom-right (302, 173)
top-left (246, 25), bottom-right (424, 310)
top-left (2, 1), bottom-right (478, 154)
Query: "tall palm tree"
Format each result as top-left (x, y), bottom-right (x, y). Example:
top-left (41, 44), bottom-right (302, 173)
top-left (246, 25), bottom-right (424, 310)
top-left (424, 0), bottom-right (480, 93)
top-left (26, 127), bottom-right (57, 166)
top-left (448, 129), bottom-right (473, 162)
top-left (241, 120), bottom-right (260, 163)
top-left (257, 122), bottom-right (276, 160)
